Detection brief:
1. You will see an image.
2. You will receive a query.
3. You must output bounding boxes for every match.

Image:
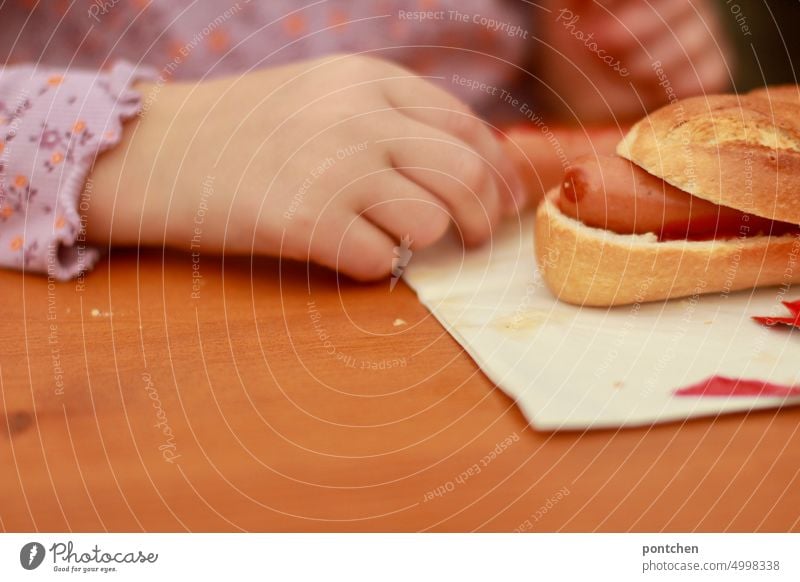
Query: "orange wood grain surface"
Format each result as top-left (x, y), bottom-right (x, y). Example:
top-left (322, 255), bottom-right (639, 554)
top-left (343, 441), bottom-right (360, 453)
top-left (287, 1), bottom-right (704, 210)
top-left (1, 248), bottom-right (799, 532)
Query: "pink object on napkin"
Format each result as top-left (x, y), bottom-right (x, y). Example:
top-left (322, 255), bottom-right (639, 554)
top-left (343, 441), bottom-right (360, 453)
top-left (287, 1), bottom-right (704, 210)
top-left (751, 299), bottom-right (800, 329)
top-left (675, 376), bottom-right (800, 398)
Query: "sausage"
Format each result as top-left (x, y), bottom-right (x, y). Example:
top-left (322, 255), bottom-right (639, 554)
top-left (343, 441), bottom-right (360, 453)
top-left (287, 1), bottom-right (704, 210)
top-left (503, 126), bottom-right (627, 208)
top-left (557, 154), bottom-right (800, 240)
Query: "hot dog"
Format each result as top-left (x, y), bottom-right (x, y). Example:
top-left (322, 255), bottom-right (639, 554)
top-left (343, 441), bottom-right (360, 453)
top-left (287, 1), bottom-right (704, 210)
top-left (530, 88), bottom-right (800, 306)
top-left (557, 154), bottom-right (800, 241)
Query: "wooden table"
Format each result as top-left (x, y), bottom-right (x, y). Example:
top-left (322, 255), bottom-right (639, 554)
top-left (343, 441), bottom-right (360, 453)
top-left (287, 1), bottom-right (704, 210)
top-left (1, 248), bottom-right (798, 532)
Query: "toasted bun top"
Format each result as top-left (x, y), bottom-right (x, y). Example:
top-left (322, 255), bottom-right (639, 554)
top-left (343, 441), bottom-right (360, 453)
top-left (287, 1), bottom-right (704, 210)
top-left (617, 89), bottom-right (800, 223)
top-left (747, 84), bottom-right (800, 104)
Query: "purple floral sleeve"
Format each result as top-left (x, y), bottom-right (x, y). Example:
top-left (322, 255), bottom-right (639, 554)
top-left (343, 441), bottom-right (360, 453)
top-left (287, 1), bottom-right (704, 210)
top-left (0, 61), bottom-right (153, 280)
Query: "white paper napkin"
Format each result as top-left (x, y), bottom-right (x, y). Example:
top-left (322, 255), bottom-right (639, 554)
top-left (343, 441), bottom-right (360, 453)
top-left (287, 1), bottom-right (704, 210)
top-left (402, 212), bottom-right (800, 430)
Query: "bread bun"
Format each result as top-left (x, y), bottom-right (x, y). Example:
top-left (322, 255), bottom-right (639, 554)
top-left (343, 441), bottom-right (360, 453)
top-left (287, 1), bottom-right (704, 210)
top-left (748, 84), bottom-right (800, 104)
top-left (616, 93), bottom-right (800, 224)
top-left (535, 190), bottom-right (800, 306)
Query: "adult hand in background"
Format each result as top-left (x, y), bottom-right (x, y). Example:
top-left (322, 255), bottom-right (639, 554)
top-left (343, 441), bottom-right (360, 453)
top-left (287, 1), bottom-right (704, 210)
top-left (538, 0), bottom-right (732, 122)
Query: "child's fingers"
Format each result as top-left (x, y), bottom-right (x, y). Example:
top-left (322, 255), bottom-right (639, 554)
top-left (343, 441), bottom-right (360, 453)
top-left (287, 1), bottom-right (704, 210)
top-left (304, 211), bottom-right (398, 282)
top-left (383, 78), bottom-right (523, 212)
top-left (358, 174), bottom-right (451, 249)
top-left (386, 123), bottom-right (503, 247)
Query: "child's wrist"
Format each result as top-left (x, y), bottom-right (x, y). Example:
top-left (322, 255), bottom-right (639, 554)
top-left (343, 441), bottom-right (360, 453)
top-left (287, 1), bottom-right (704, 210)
top-left (83, 80), bottom-right (176, 248)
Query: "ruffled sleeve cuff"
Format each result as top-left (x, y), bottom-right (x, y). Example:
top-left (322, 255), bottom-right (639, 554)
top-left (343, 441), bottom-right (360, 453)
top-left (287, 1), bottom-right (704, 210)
top-left (0, 60), bottom-right (156, 280)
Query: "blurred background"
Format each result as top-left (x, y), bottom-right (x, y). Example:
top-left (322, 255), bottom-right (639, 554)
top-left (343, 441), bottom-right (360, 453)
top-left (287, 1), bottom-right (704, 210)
top-left (722, 0), bottom-right (800, 89)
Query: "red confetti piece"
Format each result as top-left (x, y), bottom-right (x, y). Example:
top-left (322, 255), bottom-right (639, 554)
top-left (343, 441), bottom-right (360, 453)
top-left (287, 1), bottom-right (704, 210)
top-left (784, 299), bottom-right (800, 316)
top-left (675, 375), bottom-right (800, 398)
top-left (752, 299), bottom-right (800, 329)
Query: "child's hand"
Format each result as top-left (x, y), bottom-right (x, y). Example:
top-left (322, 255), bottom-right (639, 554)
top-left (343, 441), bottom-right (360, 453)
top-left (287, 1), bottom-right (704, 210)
top-left (84, 55), bottom-right (522, 281)
top-left (540, 0), bottom-right (731, 121)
